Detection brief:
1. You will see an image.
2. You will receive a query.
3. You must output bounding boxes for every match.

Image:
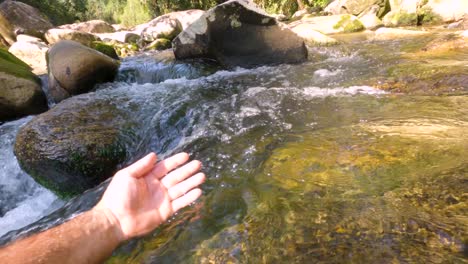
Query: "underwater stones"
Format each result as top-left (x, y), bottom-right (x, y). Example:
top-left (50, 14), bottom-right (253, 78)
top-left (14, 94), bottom-right (131, 198)
top-left (0, 0), bottom-right (53, 41)
top-left (0, 49), bottom-right (47, 121)
top-left (173, 0), bottom-right (307, 68)
top-left (47, 40), bottom-right (119, 103)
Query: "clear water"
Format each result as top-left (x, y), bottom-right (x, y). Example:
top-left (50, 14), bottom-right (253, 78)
top-left (0, 30), bottom-right (466, 263)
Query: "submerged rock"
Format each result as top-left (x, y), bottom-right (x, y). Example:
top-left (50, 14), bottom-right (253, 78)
top-left (47, 40), bottom-right (119, 103)
top-left (0, 0), bottom-right (53, 42)
top-left (0, 49), bottom-right (47, 121)
top-left (173, 0), bottom-right (307, 68)
top-left (14, 94), bottom-right (133, 198)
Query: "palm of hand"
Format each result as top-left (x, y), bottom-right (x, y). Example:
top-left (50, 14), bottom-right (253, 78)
top-left (96, 153), bottom-right (204, 240)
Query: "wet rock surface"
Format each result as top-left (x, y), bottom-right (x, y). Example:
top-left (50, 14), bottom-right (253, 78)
top-left (0, 49), bottom-right (47, 121)
top-left (173, 0), bottom-right (307, 68)
top-left (47, 40), bottom-right (119, 103)
top-left (0, 0), bottom-right (52, 42)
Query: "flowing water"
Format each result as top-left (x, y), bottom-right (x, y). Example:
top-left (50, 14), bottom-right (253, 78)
top-left (0, 30), bottom-right (467, 263)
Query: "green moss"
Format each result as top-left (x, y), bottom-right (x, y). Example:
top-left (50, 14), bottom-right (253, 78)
top-left (385, 11), bottom-right (418, 26)
top-left (417, 6), bottom-right (443, 25)
top-left (91, 41), bottom-right (119, 60)
top-left (0, 48), bottom-right (31, 69)
top-left (0, 50), bottom-right (40, 84)
top-left (333, 15), bottom-right (364, 33)
top-left (146, 38), bottom-right (172, 51)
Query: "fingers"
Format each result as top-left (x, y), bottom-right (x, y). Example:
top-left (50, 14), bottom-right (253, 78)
top-left (149, 152), bottom-right (190, 179)
top-left (122, 153), bottom-right (157, 179)
top-left (167, 173), bottom-right (206, 200)
top-left (171, 188), bottom-right (202, 212)
top-left (161, 160), bottom-right (202, 189)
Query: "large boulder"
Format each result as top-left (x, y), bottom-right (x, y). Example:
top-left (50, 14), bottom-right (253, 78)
top-left (424, 0), bottom-right (468, 22)
top-left (59, 20), bottom-right (116, 34)
top-left (47, 40), bottom-right (119, 103)
top-left (173, 0), bottom-right (307, 68)
top-left (14, 94), bottom-right (132, 198)
top-left (45, 28), bottom-right (100, 47)
top-left (135, 10), bottom-right (205, 43)
top-left (96, 31), bottom-right (141, 44)
top-left (325, 0), bottom-right (385, 16)
top-left (0, 49), bottom-right (47, 121)
top-left (139, 16), bottom-right (181, 43)
top-left (291, 14), bottom-right (365, 34)
top-left (382, 0), bottom-right (419, 26)
top-left (0, 12), bottom-right (15, 45)
top-left (382, 10), bottom-right (418, 26)
top-left (8, 38), bottom-right (49, 75)
top-left (358, 5), bottom-right (384, 29)
top-left (290, 23), bottom-right (339, 46)
top-left (0, 0), bottom-right (53, 41)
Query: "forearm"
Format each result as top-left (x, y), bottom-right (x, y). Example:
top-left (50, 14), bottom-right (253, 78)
top-left (0, 208), bottom-right (124, 264)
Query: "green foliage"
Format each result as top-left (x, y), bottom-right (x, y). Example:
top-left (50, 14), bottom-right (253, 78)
top-left (119, 0), bottom-right (152, 26)
top-left (254, 0), bottom-right (331, 17)
top-left (417, 6), bottom-right (442, 25)
top-left (17, 0), bottom-right (333, 26)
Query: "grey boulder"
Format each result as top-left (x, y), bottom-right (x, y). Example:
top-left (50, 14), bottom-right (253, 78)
top-left (47, 40), bottom-right (119, 103)
top-left (173, 0), bottom-right (308, 68)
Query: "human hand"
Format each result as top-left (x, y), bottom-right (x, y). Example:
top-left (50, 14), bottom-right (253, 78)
top-left (93, 152), bottom-right (205, 241)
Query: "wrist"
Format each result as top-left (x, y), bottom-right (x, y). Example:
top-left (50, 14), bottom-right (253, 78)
top-left (91, 206), bottom-right (126, 244)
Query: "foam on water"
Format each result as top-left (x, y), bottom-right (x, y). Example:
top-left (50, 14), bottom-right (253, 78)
top-left (0, 117), bottom-right (63, 238)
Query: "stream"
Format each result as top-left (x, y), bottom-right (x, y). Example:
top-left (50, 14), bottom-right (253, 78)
top-left (0, 30), bottom-right (467, 263)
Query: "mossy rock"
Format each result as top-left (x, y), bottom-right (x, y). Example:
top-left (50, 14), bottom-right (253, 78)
top-left (145, 38), bottom-right (172, 51)
top-left (417, 6), bottom-right (443, 25)
top-left (0, 48), bottom-right (46, 121)
top-left (333, 14), bottom-right (365, 33)
top-left (91, 41), bottom-right (119, 60)
top-left (0, 48), bottom-right (32, 70)
top-left (14, 93), bottom-right (138, 198)
top-left (383, 11), bottom-right (418, 27)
